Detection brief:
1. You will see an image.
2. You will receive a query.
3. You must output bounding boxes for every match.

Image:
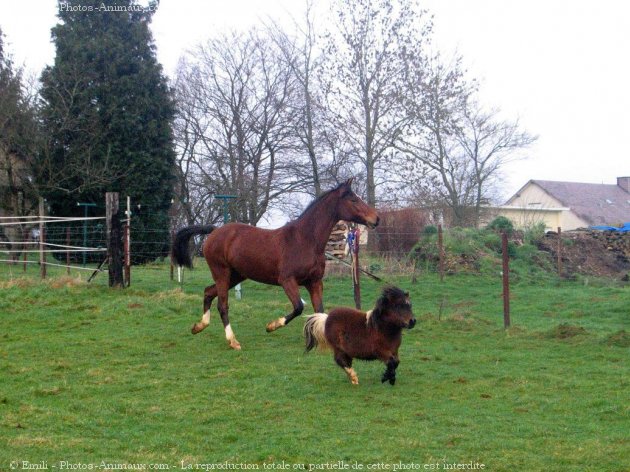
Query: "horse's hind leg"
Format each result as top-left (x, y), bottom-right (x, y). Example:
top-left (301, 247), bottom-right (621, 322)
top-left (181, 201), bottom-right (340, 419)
top-left (334, 351), bottom-right (359, 385)
top-left (191, 285), bottom-right (217, 334)
top-left (215, 269), bottom-right (244, 350)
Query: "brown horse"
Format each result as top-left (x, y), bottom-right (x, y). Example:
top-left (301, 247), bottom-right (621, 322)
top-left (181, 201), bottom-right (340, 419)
top-left (172, 179), bottom-right (379, 350)
top-left (303, 286), bottom-right (415, 385)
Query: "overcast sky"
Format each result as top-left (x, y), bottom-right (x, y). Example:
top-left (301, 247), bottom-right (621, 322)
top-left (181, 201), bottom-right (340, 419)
top-left (1, 0), bottom-right (629, 202)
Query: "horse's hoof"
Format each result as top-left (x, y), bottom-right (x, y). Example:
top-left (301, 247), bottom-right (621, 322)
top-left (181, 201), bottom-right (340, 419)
top-left (389, 377), bottom-right (396, 385)
top-left (229, 339), bottom-right (242, 350)
top-left (266, 318), bottom-right (285, 332)
top-left (191, 323), bottom-right (207, 334)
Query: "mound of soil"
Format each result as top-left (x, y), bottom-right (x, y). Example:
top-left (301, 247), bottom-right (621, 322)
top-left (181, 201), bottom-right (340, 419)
top-left (605, 330), bottom-right (630, 348)
top-left (537, 230), bottom-right (630, 278)
top-left (548, 323), bottom-right (588, 339)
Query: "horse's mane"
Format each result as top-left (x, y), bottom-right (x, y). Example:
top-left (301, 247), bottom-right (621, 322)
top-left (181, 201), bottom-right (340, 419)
top-left (295, 181), bottom-right (350, 221)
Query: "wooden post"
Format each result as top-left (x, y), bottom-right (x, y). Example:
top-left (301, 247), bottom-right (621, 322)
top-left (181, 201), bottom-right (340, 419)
top-left (124, 196), bottom-right (131, 287)
top-left (170, 229), bottom-right (175, 281)
top-left (352, 227), bottom-right (361, 310)
top-left (66, 227), bottom-right (71, 275)
top-left (39, 198), bottom-right (46, 279)
top-left (23, 228), bottom-right (28, 272)
top-left (557, 227), bottom-right (563, 278)
top-left (106, 192), bottom-right (124, 288)
top-left (502, 232), bottom-right (511, 329)
top-left (438, 224), bottom-right (445, 282)
top-left (123, 224), bottom-right (130, 287)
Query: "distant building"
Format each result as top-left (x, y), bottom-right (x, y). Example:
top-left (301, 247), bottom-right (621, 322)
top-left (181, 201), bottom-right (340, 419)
top-left (491, 176), bottom-right (630, 231)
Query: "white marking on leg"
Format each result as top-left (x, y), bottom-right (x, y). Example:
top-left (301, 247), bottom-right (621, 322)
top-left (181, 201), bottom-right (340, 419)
top-left (201, 309), bottom-right (211, 327)
top-left (225, 323), bottom-right (235, 341)
top-left (225, 323), bottom-right (241, 350)
top-left (344, 367), bottom-right (359, 385)
top-left (365, 310), bottom-right (373, 325)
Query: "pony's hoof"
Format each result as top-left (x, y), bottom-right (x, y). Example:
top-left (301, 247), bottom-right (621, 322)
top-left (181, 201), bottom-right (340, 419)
top-left (229, 339), bottom-right (242, 350)
top-left (381, 372), bottom-right (396, 385)
top-left (191, 323), bottom-right (207, 334)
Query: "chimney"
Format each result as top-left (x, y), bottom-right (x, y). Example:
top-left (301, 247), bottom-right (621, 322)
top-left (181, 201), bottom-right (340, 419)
top-left (617, 176), bottom-right (630, 193)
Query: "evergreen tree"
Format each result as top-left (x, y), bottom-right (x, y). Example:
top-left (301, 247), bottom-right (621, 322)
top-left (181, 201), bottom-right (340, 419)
top-left (0, 28), bottom-right (39, 217)
top-left (38, 0), bottom-right (175, 263)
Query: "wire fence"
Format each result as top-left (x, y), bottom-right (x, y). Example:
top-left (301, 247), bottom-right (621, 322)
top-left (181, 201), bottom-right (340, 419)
top-left (0, 215), bottom-right (108, 277)
top-left (3, 208), bottom-right (626, 292)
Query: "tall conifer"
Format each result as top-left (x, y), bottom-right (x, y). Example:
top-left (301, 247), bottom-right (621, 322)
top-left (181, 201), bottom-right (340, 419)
top-left (38, 0), bottom-right (175, 262)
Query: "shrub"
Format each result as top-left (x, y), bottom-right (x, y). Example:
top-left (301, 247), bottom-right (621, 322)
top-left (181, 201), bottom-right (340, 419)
top-left (486, 216), bottom-right (514, 235)
top-left (523, 222), bottom-right (547, 245)
top-left (423, 225), bottom-right (438, 236)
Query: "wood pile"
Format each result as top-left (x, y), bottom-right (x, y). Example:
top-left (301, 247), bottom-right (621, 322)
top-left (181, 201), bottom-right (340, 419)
top-left (539, 229), bottom-right (630, 277)
top-left (588, 230), bottom-right (630, 258)
top-left (326, 222), bottom-right (349, 258)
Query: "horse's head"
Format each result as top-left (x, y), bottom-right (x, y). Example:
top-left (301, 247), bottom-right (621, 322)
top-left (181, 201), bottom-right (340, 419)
top-left (334, 178), bottom-right (380, 229)
top-left (373, 286), bottom-right (416, 330)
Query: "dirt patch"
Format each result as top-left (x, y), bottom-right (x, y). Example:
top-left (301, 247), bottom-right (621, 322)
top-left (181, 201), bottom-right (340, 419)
top-left (537, 230), bottom-right (630, 278)
top-left (605, 330), bottom-right (630, 348)
top-left (548, 323), bottom-right (588, 339)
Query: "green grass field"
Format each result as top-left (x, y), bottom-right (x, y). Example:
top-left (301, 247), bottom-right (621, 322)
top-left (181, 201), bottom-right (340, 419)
top-left (0, 260), bottom-right (628, 471)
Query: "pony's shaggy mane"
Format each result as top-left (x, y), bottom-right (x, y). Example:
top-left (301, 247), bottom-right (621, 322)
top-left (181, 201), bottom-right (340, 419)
top-left (367, 285), bottom-right (408, 327)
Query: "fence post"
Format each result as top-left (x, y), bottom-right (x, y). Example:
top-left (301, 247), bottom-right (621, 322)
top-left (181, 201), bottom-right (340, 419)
top-left (170, 229), bottom-right (175, 281)
top-left (66, 227), bottom-right (71, 275)
top-left (438, 224), bottom-right (445, 282)
top-left (23, 227), bottom-right (28, 272)
top-left (106, 192), bottom-right (124, 288)
top-left (557, 226), bottom-right (563, 278)
top-left (124, 196), bottom-right (131, 287)
top-left (502, 232), bottom-right (511, 329)
top-left (39, 198), bottom-right (46, 279)
top-left (352, 227), bottom-right (361, 310)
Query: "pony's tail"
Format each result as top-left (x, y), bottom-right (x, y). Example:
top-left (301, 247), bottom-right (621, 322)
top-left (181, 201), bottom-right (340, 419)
top-left (304, 313), bottom-right (329, 352)
top-left (171, 225), bottom-right (216, 269)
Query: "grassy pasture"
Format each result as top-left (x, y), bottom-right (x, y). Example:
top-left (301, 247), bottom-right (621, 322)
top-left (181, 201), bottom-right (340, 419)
top-left (0, 261), bottom-right (628, 471)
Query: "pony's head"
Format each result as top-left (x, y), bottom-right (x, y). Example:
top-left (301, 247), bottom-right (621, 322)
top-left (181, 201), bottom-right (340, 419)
top-left (333, 178), bottom-right (380, 229)
top-left (370, 286), bottom-right (416, 329)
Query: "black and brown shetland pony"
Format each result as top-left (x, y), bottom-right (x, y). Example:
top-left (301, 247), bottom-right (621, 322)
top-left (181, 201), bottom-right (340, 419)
top-left (172, 179), bottom-right (379, 350)
top-left (303, 286), bottom-right (415, 385)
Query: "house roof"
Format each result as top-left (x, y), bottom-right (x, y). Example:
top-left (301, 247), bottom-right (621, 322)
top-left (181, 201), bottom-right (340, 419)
top-left (508, 179), bottom-right (630, 226)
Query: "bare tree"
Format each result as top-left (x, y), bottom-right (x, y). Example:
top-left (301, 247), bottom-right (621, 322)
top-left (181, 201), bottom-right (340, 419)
top-left (323, 0), bottom-right (432, 206)
top-left (398, 54), bottom-right (474, 224)
top-left (174, 31), bottom-right (307, 225)
top-left (400, 53), bottom-right (536, 226)
top-left (456, 103), bottom-right (537, 223)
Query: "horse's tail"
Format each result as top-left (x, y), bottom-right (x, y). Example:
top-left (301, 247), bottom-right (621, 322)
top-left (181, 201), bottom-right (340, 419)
top-left (172, 225), bottom-right (216, 268)
top-left (304, 313), bottom-right (329, 352)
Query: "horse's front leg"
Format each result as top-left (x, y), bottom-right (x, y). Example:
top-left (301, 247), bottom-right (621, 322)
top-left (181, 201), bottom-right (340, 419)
top-left (306, 279), bottom-right (324, 313)
top-left (266, 278), bottom-right (304, 332)
top-left (381, 355), bottom-right (400, 385)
